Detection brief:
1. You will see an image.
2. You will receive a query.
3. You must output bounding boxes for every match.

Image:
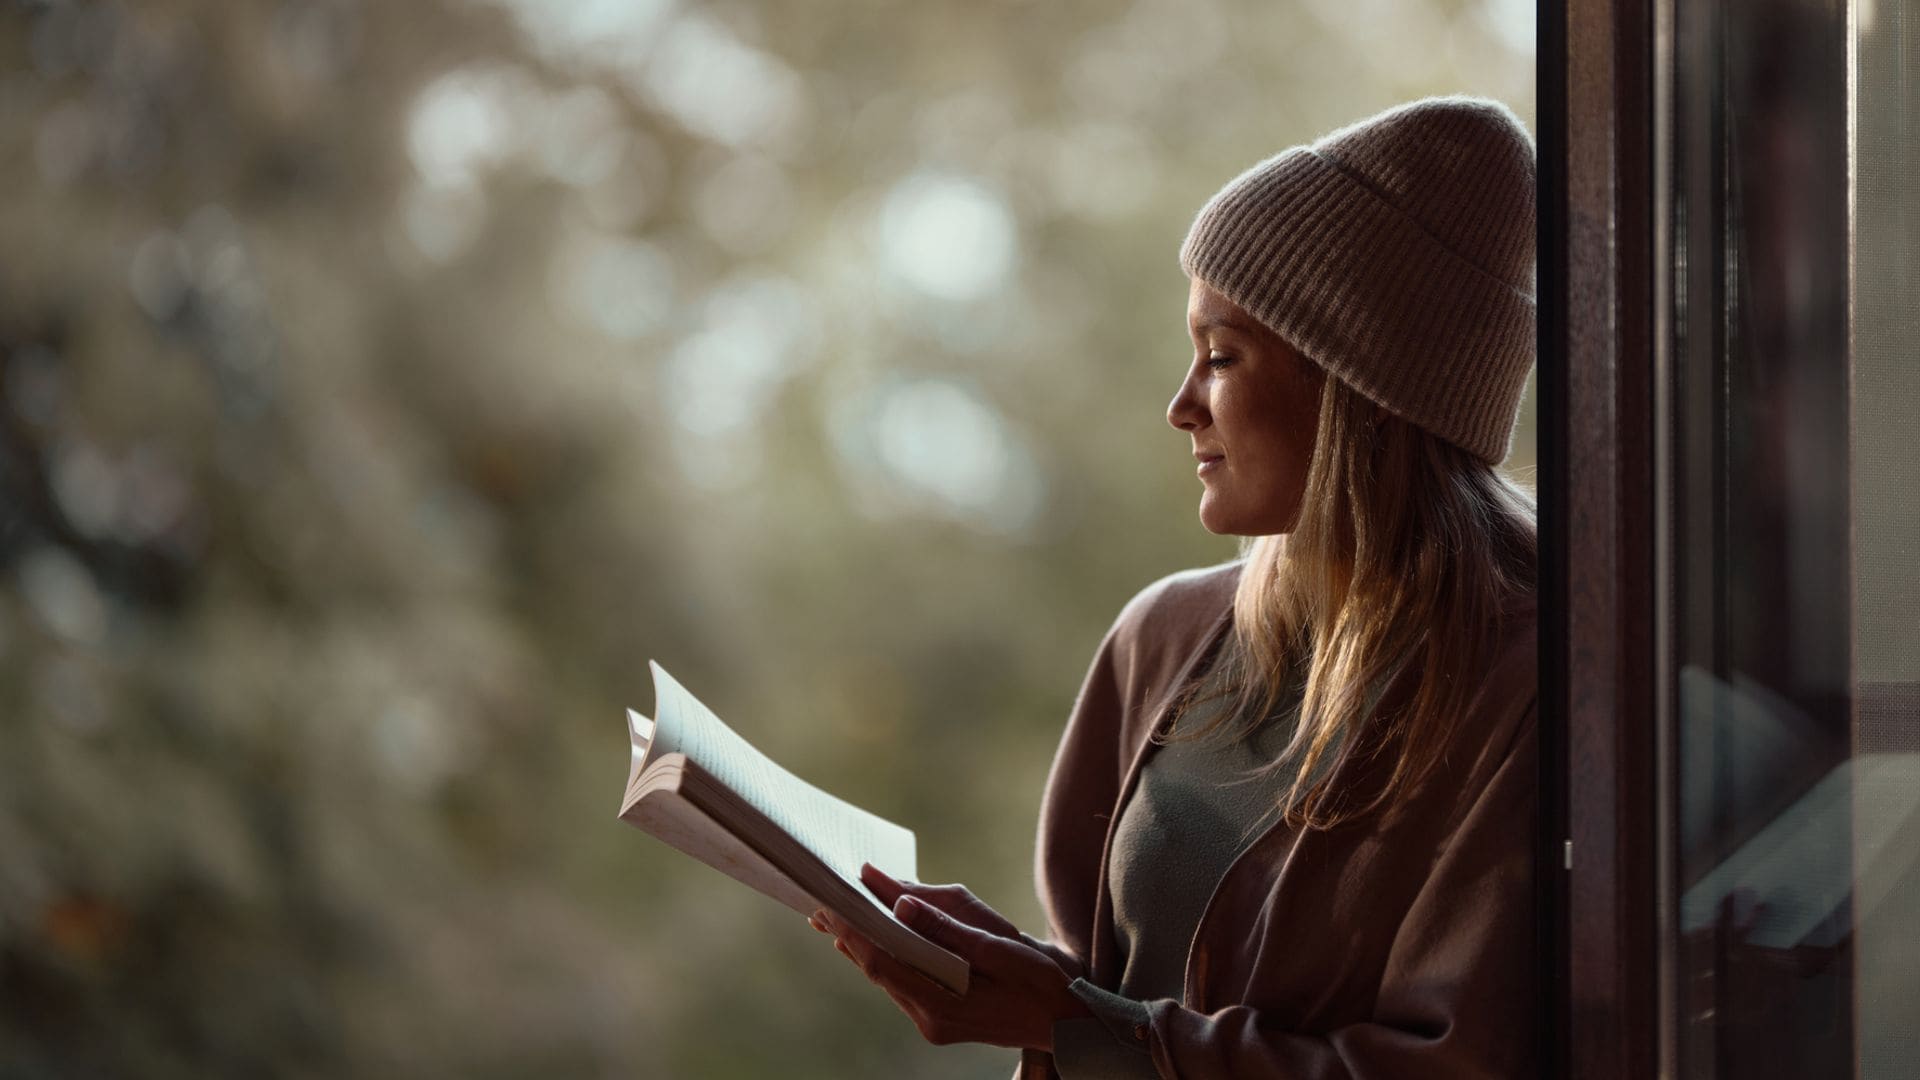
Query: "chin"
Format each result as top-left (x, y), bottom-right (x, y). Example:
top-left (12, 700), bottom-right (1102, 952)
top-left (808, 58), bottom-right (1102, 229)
top-left (1198, 507), bottom-right (1259, 537)
top-left (1197, 513), bottom-right (1240, 536)
top-left (1198, 497), bottom-right (1298, 537)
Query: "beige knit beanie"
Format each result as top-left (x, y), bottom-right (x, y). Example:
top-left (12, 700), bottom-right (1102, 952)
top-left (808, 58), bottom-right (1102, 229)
top-left (1179, 96), bottom-right (1536, 465)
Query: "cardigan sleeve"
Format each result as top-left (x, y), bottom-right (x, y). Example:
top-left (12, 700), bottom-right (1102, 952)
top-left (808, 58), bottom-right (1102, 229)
top-left (1127, 704), bottom-right (1540, 1079)
top-left (1051, 981), bottom-right (1159, 1078)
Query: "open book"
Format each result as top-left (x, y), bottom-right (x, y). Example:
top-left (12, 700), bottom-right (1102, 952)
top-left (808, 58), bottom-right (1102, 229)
top-left (619, 662), bottom-right (970, 994)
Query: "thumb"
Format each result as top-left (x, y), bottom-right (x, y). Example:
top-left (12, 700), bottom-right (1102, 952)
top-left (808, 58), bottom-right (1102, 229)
top-left (896, 894), bottom-right (995, 966)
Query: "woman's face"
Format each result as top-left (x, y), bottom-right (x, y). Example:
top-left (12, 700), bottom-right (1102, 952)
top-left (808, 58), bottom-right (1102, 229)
top-left (1167, 278), bottom-right (1326, 536)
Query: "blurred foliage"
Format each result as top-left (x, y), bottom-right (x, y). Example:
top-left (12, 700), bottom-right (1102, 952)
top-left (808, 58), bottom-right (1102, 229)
top-left (0, 0), bottom-right (1533, 1076)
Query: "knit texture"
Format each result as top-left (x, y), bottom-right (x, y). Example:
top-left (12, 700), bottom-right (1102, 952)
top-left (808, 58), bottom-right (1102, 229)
top-left (1179, 96), bottom-right (1536, 465)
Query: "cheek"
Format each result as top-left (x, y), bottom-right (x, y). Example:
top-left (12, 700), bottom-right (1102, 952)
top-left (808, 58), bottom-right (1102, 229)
top-left (1268, 378), bottom-right (1321, 468)
top-left (1287, 404), bottom-right (1320, 464)
top-left (1235, 391), bottom-right (1311, 474)
top-left (1294, 372), bottom-right (1326, 447)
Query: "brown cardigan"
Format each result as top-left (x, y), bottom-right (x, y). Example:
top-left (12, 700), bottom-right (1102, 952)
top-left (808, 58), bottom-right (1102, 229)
top-left (1021, 561), bottom-right (1539, 1078)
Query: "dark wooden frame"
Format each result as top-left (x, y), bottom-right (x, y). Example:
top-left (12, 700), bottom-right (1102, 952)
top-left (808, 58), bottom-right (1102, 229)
top-left (1539, 0), bottom-right (1662, 1077)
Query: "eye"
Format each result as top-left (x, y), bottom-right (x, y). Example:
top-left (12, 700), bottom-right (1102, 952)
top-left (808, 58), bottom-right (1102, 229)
top-left (1205, 351), bottom-right (1235, 370)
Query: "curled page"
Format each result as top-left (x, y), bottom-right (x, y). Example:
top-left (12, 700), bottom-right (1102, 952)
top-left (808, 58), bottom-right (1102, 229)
top-left (645, 662), bottom-right (919, 913)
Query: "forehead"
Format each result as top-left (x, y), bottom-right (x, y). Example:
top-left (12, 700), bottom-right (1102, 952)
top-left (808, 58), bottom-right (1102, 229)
top-left (1185, 278), bottom-right (1262, 334)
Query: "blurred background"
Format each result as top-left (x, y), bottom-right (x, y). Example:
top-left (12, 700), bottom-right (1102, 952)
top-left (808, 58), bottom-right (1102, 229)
top-left (0, 1), bottom-right (1533, 1076)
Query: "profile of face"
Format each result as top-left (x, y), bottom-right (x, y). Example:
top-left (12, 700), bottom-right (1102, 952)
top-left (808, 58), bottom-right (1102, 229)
top-left (1167, 278), bottom-right (1327, 536)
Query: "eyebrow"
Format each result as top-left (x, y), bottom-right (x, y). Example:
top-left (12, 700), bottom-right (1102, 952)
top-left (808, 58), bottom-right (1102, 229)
top-left (1188, 312), bottom-right (1256, 336)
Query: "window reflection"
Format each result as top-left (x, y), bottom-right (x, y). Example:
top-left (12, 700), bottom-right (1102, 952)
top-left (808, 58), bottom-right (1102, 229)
top-left (1666, 0), bottom-right (1920, 1075)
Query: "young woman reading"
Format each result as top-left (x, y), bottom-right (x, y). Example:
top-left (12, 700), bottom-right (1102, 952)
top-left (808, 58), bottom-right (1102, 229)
top-left (815, 96), bottom-right (1541, 1079)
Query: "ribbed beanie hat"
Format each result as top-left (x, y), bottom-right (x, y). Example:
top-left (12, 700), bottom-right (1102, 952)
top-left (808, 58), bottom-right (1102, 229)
top-left (1179, 96), bottom-right (1536, 465)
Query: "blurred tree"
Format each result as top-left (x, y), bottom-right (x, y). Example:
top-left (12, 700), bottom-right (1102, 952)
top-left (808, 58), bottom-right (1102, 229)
top-left (0, 0), bottom-right (1534, 1076)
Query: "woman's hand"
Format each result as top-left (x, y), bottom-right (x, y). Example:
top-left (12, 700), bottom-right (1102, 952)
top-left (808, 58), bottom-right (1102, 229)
top-left (855, 864), bottom-right (1085, 979)
top-left (812, 864), bottom-right (1091, 1051)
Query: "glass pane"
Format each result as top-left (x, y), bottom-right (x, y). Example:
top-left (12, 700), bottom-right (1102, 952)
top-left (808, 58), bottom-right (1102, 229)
top-left (1851, 0), bottom-right (1920, 1071)
top-left (1667, 0), bottom-right (1920, 1076)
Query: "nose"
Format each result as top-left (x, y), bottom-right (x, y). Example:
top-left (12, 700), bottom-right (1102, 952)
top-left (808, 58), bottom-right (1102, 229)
top-left (1167, 366), bottom-right (1208, 432)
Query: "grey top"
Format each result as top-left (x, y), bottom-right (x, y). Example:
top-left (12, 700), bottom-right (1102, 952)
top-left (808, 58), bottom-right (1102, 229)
top-left (1051, 675), bottom-right (1320, 1078)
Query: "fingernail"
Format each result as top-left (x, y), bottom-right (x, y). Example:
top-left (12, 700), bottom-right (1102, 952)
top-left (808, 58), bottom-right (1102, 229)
top-left (895, 895), bottom-right (926, 926)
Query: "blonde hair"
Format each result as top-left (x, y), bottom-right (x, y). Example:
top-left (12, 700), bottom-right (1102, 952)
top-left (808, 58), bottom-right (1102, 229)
top-left (1167, 371), bottom-right (1537, 831)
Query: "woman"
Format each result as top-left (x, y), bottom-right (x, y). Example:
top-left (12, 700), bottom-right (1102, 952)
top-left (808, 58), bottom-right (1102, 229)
top-left (816, 96), bottom-right (1541, 1078)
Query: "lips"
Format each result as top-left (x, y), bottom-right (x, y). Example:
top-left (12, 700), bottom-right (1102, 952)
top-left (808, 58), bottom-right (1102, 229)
top-left (1195, 451), bottom-right (1225, 476)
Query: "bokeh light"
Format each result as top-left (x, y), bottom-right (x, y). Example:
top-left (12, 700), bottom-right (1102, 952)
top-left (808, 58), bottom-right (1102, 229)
top-left (0, 1), bottom-right (1534, 1076)
top-left (877, 172), bottom-right (1019, 303)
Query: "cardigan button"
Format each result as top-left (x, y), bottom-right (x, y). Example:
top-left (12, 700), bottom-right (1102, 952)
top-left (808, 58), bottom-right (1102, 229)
top-left (1132, 1023), bottom-right (1149, 1041)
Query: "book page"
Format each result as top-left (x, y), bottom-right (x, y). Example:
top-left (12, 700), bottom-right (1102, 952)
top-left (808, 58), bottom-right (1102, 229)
top-left (626, 709), bottom-right (654, 794)
top-left (622, 772), bottom-right (820, 917)
top-left (646, 662), bottom-right (918, 914)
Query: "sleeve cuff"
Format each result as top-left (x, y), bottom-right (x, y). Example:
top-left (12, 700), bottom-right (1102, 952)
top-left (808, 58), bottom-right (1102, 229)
top-left (1050, 979), bottom-right (1158, 1078)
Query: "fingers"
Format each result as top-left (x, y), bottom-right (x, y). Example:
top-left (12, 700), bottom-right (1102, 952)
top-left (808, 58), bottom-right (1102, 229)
top-left (895, 894), bottom-right (1023, 970)
top-left (859, 863), bottom-right (968, 912)
top-left (815, 909), bottom-right (891, 974)
top-left (861, 865), bottom-right (1021, 939)
top-left (819, 901), bottom-right (1029, 1002)
top-left (819, 909), bottom-right (985, 1048)
top-left (816, 905), bottom-right (1071, 1052)
top-left (822, 910), bottom-right (939, 993)
top-left (859, 863), bottom-right (907, 909)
